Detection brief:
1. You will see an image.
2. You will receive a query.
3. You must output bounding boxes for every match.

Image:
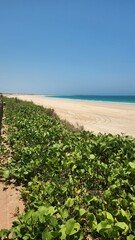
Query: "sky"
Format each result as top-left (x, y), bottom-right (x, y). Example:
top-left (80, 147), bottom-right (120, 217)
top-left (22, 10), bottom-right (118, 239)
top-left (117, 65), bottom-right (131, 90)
top-left (0, 0), bottom-right (135, 95)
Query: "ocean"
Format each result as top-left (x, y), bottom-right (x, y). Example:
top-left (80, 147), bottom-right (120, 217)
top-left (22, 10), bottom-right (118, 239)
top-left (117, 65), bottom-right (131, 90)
top-left (46, 95), bottom-right (135, 104)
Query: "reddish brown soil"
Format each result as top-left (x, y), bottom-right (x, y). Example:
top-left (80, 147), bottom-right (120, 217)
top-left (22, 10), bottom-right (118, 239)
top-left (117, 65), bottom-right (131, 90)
top-left (0, 115), bottom-right (25, 230)
top-left (0, 181), bottom-right (25, 230)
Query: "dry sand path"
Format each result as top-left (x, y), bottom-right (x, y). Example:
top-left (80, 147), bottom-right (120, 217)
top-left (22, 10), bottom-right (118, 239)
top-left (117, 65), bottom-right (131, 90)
top-left (5, 94), bottom-right (135, 137)
top-left (0, 182), bottom-right (24, 230)
top-left (0, 116), bottom-right (24, 230)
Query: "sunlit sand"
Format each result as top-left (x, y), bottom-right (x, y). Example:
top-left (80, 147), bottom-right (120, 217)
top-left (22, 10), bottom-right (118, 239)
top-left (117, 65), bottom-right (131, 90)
top-left (5, 94), bottom-right (135, 137)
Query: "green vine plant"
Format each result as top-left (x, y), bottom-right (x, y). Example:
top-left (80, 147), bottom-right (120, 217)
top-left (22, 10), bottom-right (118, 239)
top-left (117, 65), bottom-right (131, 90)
top-left (0, 97), bottom-right (135, 240)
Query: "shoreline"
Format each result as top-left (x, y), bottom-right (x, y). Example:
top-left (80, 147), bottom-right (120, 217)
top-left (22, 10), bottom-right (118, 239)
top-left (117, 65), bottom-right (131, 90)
top-left (45, 96), bottom-right (135, 105)
top-left (45, 95), bottom-right (135, 105)
top-left (4, 94), bottom-right (135, 137)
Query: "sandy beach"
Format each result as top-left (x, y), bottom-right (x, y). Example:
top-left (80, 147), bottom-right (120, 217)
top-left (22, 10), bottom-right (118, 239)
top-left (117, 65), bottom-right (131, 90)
top-left (5, 94), bottom-right (135, 137)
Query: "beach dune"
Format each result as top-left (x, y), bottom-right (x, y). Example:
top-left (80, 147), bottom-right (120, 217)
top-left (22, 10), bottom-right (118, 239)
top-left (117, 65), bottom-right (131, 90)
top-left (5, 94), bottom-right (135, 137)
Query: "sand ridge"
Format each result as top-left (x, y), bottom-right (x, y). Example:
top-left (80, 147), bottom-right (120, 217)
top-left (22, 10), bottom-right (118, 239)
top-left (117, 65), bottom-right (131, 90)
top-left (5, 94), bottom-right (135, 137)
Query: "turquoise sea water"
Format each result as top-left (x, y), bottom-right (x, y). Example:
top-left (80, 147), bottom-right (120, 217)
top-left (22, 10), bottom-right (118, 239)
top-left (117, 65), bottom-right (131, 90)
top-left (46, 95), bottom-right (135, 104)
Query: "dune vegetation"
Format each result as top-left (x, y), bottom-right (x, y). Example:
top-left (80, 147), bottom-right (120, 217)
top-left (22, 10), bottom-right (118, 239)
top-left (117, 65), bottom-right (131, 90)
top-left (0, 97), bottom-right (135, 240)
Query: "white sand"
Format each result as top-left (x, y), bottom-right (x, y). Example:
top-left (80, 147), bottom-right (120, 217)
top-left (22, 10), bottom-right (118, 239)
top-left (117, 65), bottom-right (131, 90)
top-left (5, 94), bottom-right (135, 137)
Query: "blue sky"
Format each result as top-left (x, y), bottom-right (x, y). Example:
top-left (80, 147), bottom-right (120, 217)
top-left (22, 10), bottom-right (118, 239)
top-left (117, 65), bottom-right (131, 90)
top-left (0, 0), bottom-right (135, 95)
